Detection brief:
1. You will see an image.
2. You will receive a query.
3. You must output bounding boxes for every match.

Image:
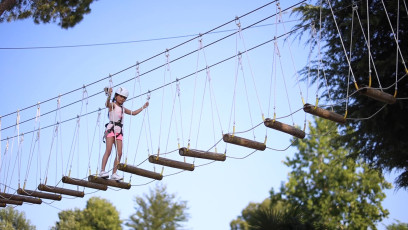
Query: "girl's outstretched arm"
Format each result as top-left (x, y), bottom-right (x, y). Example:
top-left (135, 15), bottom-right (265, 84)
top-left (125, 101), bottom-right (149, 116)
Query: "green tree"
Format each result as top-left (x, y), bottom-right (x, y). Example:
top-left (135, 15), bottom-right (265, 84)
top-left (126, 183), bottom-right (189, 230)
top-left (387, 221), bottom-right (408, 230)
top-left (0, 206), bottom-right (36, 230)
top-left (292, 0), bottom-right (408, 188)
top-left (0, 0), bottom-right (95, 28)
top-left (231, 195), bottom-right (323, 230)
top-left (232, 118), bottom-right (391, 229)
top-left (52, 196), bottom-right (122, 230)
top-left (282, 117), bottom-right (391, 229)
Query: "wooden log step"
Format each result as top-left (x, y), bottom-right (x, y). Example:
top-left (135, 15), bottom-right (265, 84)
top-left (38, 184), bottom-right (84, 198)
top-left (360, 87), bottom-right (396, 104)
top-left (223, 134), bottom-right (266, 151)
top-left (117, 163), bottom-right (163, 180)
top-left (0, 198), bottom-right (23, 206)
top-left (0, 203), bottom-right (5, 207)
top-left (87, 176), bottom-right (131, 190)
top-left (303, 103), bottom-right (346, 124)
top-left (62, 176), bottom-right (108, 191)
top-left (17, 188), bottom-right (62, 201)
top-left (264, 118), bottom-right (305, 139)
top-left (0, 192), bottom-right (42, 204)
top-left (148, 155), bottom-right (195, 171)
top-left (179, 147), bottom-right (226, 161)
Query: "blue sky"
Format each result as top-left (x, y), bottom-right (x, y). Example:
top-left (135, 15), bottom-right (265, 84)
top-left (0, 0), bottom-right (407, 229)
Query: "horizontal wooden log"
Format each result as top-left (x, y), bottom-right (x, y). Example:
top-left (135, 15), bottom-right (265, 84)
top-left (38, 184), bottom-right (84, 198)
top-left (117, 163), bottom-right (163, 180)
top-left (303, 103), bottom-right (346, 124)
top-left (360, 87), bottom-right (396, 104)
top-left (148, 155), bottom-right (195, 171)
top-left (223, 134), bottom-right (266, 151)
top-left (264, 119), bottom-right (305, 139)
top-left (0, 203), bottom-right (5, 207)
top-left (0, 192), bottom-right (42, 204)
top-left (179, 148), bottom-right (226, 161)
top-left (62, 176), bottom-right (108, 191)
top-left (0, 198), bottom-right (23, 205)
top-left (17, 188), bottom-right (61, 201)
top-left (87, 176), bottom-right (131, 190)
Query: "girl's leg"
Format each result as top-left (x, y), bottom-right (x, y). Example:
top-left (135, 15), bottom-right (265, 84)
top-left (112, 139), bottom-right (123, 174)
top-left (101, 137), bottom-right (114, 172)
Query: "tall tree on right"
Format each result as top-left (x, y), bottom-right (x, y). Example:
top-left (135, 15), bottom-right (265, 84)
top-left (126, 183), bottom-right (189, 230)
top-left (282, 117), bottom-right (391, 229)
top-left (293, 0), bottom-right (408, 188)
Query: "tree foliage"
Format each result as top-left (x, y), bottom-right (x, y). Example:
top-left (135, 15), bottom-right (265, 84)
top-left (126, 183), bottom-right (189, 230)
top-left (292, 0), bottom-right (408, 188)
top-left (0, 207), bottom-right (36, 230)
top-left (281, 118), bottom-right (391, 229)
top-left (0, 0), bottom-right (95, 28)
top-left (52, 196), bottom-right (122, 230)
top-left (230, 198), bottom-right (320, 230)
top-left (387, 221), bottom-right (408, 230)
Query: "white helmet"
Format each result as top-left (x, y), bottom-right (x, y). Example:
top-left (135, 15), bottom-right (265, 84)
top-left (116, 87), bottom-right (129, 98)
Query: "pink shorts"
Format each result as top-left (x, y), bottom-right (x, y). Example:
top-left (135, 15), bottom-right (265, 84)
top-left (106, 132), bottom-right (123, 140)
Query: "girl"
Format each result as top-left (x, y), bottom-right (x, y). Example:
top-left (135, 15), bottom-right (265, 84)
top-left (99, 87), bottom-right (149, 180)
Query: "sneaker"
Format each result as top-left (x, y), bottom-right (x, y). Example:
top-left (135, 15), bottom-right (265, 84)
top-left (111, 173), bottom-right (123, 181)
top-left (99, 171), bottom-right (109, 178)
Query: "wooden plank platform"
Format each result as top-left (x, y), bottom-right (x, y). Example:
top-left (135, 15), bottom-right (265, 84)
top-left (62, 176), bottom-right (108, 191)
top-left (0, 203), bottom-right (5, 207)
top-left (179, 148), bottom-right (226, 161)
top-left (17, 188), bottom-right (61, 201)
top-left (87, 176), bottom-right (131, 190)
top-left (117, 163), bottom-right (163, 180)
top-left (148, 155), bottom-right (195, 171)
top-left (223, 134), bottom-right (266, 150)
top-left (0, 192), bottom-right (42, 204)
top-left (264, 118), bottom-right (305, 139)
top-left (303, 103), bottom-right (346, 124)
top-left (360, 87), bottom-right (396, 104)
top-left (38, 184), bottom-right (84, 198)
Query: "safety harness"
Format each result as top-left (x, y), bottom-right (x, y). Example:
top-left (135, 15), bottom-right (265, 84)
top-left (103, 105), bottom-right (124, 143)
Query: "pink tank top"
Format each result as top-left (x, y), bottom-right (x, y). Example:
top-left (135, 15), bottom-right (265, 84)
top-left (109, 104), bottom-right (123, 122)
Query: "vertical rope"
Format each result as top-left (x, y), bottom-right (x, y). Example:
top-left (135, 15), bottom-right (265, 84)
top-left (188, 37), bottom-right (203, 150)
top-left (56, 96), bottom-right (63, 180)
top-left (97, 108), bottom-right (105, 175)
top-left (88, 110), bottom-right (101, 177)
top-left (24, 104), bottom-right (40, 189)
top-left (326, 0), bottom-right (359, 90)
top-left (17, 134), bottom-right (24, 189)
top-left (238, 53), bottom-right (257, 140)
top-left (366, 0), bottom-right (372, 87)
top-left (381, 0), bottom-right (407, 70)
top-left (4, 112), bottom-right (19, 192)
top-left (276, 45), bottom-right (295, 126)
top-left (236, 17), bottom-right (265, 121)
top-left (277, 2), bottom-right (306, 104)
top-left (354, 9), bottom-right (382, 90)
top-left (395, 0), bottom-right (400, 97)
top-left (1, 138), bottom-right (9, 189)
top-left (157, 50), bottom-right (169, 157)
top-left (125, 62), bottom-right (140, 166)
